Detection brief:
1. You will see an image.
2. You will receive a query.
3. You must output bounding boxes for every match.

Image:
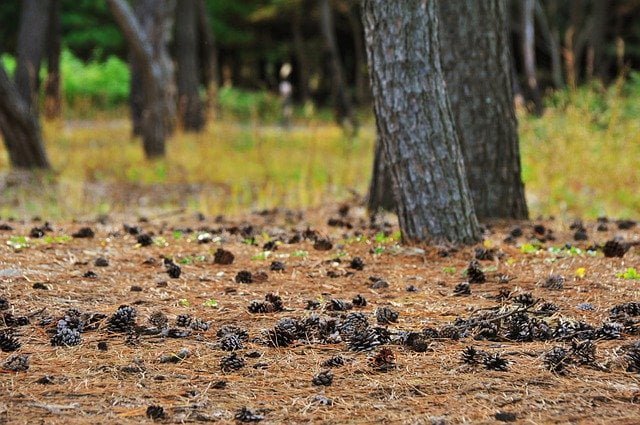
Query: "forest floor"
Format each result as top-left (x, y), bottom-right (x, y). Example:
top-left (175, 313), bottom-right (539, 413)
top-left (1, 204), bottom-right (640, 424)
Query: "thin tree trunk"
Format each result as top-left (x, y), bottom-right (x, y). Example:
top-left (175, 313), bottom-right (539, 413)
top-left (347, 4), bottom-right (368, 106)
top-left (367, 137), bottom-right (395, 212)
top-left (196, 0), bottom-right (220, 115)
top-left (175, 0), bottom-right (205, 131)
top-left (15, 0), bottom-right (51, 107)
top-left (108, 0), bottom-right (176, 158)
top-left (0, 65), bottom-right (50, 169)
top-left (362, 0), bottom-right (481, 245)
top-left (535, 0), bottom-right (563, 88)
top-left (291, 7), bottom-right (310, 102)
top-left (439, 0), bottom-right (528, 221)
top-left (44, 0), bottom-right (62, 119)
top-left (590, 0), bottom-right (608, 79)
top-left (319, 0), bottom-right (357, 131)
top-left (129, 53), bottom-right (144, 137)
top-left (521, 0), bottom-right (543, 115)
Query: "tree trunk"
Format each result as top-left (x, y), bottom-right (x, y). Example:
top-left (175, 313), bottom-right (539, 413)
top-left (521, 0), bottom-right (543, 115)
top-left (0, 65), bottom-right (50, 169)
top-left (439, 0), bottom-right (528, 221)
top-left (361, 0), bottom-right (481, 245)
top-left (44, 0), bottom-right (62, 119)
top-left (291, 7), bottom-right (310, 102)
top-left (347, 4), bottom-right (368, 106)
top-left (535, 0), bottom-right (563, 88)
top-left (590, 0), bottom-right (608, 79)
top-left (319, 0), bottom-right (357, 131)
top-left (175, 0), bottom-right (205, 131)
top-left (108, 0), bottom-right (176, 158)
top-left (15, 0), bottom-right (51, 107)
top-left (196, 0), bottom-right (220, 115)
top-left (367, 137), bottom-right (395, 212)
top-left (129, 53), bottom-right (144, 137)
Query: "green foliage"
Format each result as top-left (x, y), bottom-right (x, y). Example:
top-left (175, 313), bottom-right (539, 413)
top-left (60, 50), bottom-right (130, 108)
top-left (218, 86), bottom-right (282, 122)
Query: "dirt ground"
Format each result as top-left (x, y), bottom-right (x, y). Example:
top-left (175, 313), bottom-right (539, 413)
top-left (1, 205), bottom-right (639, 424)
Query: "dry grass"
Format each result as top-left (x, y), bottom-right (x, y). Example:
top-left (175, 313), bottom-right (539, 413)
top-left (1, 205), bottom-right (640, 424)
top-left (1, 79), bottom-right (640, 220)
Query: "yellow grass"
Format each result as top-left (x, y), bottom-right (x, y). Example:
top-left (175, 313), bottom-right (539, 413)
top-left (1, 80), bottom-right (639, 220)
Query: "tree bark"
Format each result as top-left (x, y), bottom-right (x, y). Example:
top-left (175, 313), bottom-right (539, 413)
top-left (521, 0), bottom-right (543, 115)
top-left (367, 137), bottom-right (395, 212)
top-left (196, 0), bottom-right (220, 115)
top-left (108, 0), bottom-right (176, 158)
top-left (15, 0), bottom-right (51, 108)
top-left (0, 65), bottom-right (50, 169)
top-left (175, 0), bottom-right (205, 131)
top-left (319, 0), bottom-right (357, 130)
top-left (44, 0), bottom-right (62, 119)
top-left (439, 0), bottom-right (528, 221)
top-left (362, 0), bottom-right (481, 245)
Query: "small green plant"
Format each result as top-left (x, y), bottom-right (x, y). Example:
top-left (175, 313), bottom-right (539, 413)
top-left (373, 246), bottom-right (385, 255)
top-left (617, 268), bottom-right (640, 280)
top-left (251, 251), bottom-right (272, 261)
top-left (203, 299), bottom-right (219, 308)
top-left (442, 266), bottom-right (457, 274)
top-left (153, 236), bottom-right (168, 247)
top-left (292, 250), bottom-right (308, 258)
top-left (6, 236), bottom-right (29, 250)
top-left (178, 299), bottom-right (190, 307)
top-left (521, 243), bottom-right (541, 254)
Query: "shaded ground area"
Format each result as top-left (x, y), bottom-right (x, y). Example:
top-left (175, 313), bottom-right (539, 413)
top-left (1, 205), bottom-right (640, 424)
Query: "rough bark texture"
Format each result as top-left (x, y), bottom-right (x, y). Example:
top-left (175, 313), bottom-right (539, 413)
top-left (319, 0), bottom-right (357, 130)
top-left (44, 0), bottom-right (62, 119)
top-left (439, 0), bottom-right (528, 220)
top-left (0, 65), bottom-right (50, 169)
top-left (361, 0), bottom-right (481, 245)
top-left (15, 0), bottom-right (51, 107)
top-left (175, 0), bottom-right (205, 131)
top-left (521, 0), bottom-right (543, 114)
top-left (108, 0), bottom-right (176, 158)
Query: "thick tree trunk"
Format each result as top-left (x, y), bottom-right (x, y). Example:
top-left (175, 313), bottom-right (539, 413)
top-left (0, 65), bottom-right (50, 169)
top-left (319, 0), bottom-right (357, 130)
top-left (521, 0), bottom-right (543, 115)
top-left (108, 0), bottom-right (176, 158)
top-left (44, 0), bottom-right (62, 119)
top-left (362, 0), bottom-right (481, 245)
top-left (15, 0), bottom-right (51, 107)
top-left (439, 0), bottom-right (528, 221)
top-left (196, 0), bottom-right (220, 115)
top-left (291, 7), bottom-right (310, 102)
top-left (367, 137), bottom-right (395, 212)
top-left (175, 0), bottom-right (205, 131)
